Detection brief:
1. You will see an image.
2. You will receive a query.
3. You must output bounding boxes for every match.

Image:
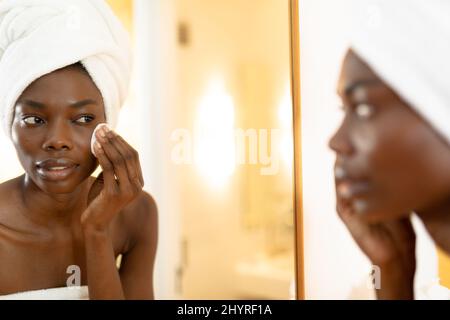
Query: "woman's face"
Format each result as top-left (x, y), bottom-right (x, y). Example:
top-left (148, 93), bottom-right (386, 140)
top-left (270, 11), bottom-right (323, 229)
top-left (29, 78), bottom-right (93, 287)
top-left (11, 63), bottom-right (106, 194)
top-left (329, 50), bottom-right (450, 223)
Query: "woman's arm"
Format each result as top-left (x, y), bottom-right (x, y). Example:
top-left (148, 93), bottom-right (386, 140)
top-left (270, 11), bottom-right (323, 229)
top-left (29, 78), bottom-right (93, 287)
top-left (81, 125), bottom-right (156, 299)
top-left (118, 192), bottom-right (158, 299)
top-left (375, 262), bottom-right (415, 300)
top-left (82, 192), bottom-right (158, 300)
top-left (336, 195), bottom-right (416, 299)
top-left (83, 225), bottom-right (125, 299)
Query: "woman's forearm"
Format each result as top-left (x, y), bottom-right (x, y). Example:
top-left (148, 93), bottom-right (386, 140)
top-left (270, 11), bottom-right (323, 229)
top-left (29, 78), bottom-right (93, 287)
top-left (375, 263), bottom-right (415, 300)
top-left (83, 226), bottom-right (125, 300)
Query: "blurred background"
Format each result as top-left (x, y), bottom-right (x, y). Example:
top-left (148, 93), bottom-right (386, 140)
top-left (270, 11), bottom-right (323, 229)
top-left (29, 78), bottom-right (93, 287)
top-left (0, 0), bottom-right (296, 299)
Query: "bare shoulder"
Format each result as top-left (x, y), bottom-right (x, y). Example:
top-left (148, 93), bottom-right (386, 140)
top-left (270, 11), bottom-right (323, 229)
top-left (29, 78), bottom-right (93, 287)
top-left (0, 176), bottom-right (24, 214)
top-left (0, 176), bottom-right (22, 194)
top-left (120, 190), bottom-right (158, 251)
top-left (125, 191), bottom-right (158, 226)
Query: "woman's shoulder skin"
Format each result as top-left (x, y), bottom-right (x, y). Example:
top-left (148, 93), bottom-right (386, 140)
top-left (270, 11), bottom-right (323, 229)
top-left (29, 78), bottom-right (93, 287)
top-left (118, 188), bottom-right (158, 254)
top-left (0, 174), bottom-right (158, 254)
top-left (0, 176), bottom-right (28, 223)
top-left (0, 175), bottom-right (158, 297)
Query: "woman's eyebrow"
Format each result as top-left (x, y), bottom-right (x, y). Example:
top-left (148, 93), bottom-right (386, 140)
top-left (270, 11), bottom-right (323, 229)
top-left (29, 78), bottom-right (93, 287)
top-left (19, 99), bottom-right (98, 109)
top-left (69, 99), bottom-right (98, 109)
top-left (337, 79), bottom-right (381, 97)
top-left (20, 99), bottom-right (45, 109)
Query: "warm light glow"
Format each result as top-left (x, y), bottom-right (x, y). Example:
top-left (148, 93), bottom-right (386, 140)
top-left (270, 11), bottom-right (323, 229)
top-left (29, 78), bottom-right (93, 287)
top-left (195, 78), bottom-right (236, 187)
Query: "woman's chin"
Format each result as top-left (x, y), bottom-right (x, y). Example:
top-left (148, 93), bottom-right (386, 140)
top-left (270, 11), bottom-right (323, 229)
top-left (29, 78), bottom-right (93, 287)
top-left (38, 182), bottom-right (80, 194)
top-left (353, 201), bottom-right (411, 223)
top-left (31, 174), bottom-right (86, 195)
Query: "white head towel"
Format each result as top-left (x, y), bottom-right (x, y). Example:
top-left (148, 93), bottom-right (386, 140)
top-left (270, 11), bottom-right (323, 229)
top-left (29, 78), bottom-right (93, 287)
top-left (0, 0), bottom-right (132, 138)
top-left (350, 0), bottom-right (450, 144)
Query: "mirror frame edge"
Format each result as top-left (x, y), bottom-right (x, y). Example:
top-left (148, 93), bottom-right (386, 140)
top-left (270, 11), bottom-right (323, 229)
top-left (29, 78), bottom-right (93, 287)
top-left (289, 0), bottom-right (305, 300)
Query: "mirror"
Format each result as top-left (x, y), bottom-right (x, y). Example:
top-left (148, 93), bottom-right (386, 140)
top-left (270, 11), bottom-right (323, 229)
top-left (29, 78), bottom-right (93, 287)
top-left (170, 0), bottom-right (296, 299)
top-left (296, 0), bottom-right (450, 299)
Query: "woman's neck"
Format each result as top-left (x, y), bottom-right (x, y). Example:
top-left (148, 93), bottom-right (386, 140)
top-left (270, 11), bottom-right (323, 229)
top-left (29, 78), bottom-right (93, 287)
top-left (18, 174), bottom-right (91, 227)
top-left (416, 197), bottom-right (450, 254)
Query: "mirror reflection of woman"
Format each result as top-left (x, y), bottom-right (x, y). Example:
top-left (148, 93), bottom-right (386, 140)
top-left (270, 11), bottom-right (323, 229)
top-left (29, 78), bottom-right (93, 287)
top-left (0, 0), bottom-right (157, 299)
top-left (330, 1), bottom-right (450, 299)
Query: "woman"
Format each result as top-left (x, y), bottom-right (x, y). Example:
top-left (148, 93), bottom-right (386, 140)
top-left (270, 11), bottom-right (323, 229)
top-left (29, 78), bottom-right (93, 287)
top-left (329, 1), bottom-right (450, 299)
top-left (0, 0), bottom-right (157, 299)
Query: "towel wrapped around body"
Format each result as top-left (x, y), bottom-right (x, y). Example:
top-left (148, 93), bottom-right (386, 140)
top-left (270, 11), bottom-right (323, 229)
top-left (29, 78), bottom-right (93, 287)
top-left (0, 286), bottom-right (89, 300)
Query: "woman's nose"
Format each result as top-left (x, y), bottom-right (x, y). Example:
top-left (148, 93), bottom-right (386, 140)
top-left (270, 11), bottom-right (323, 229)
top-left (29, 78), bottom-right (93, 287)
top-left (42, 121), bottom-right (74, 151)
top-left (328, 118), bottom-right (353, 156)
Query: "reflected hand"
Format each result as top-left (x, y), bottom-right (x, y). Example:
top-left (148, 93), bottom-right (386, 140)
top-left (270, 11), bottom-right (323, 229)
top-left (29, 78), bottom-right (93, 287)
top-left (336, 195), bottom-right (416, 299)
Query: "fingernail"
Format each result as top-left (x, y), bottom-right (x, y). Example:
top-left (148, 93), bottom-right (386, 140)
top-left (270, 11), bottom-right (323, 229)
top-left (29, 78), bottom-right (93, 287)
top-left (100, 127), bottom-right (108, 137)
top-left (99, 128), bottom-right (106, 138)
top-left (95, 141), bottom-right (103, 153)
top-left (103, 125), bottom-right (110, 132)
top-left (96, 128), bottom-right (105, 139)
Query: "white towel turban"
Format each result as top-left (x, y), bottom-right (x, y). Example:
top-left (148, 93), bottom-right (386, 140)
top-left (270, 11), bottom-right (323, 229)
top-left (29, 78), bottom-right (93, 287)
top-left (0, 0), bottom-right (132, 138)
top-left (350, 0), bottom-right (450, 144)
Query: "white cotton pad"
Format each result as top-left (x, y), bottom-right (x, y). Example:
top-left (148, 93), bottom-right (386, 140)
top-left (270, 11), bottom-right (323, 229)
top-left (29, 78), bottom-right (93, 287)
top-left (91, 123), bottom-right (109, 157)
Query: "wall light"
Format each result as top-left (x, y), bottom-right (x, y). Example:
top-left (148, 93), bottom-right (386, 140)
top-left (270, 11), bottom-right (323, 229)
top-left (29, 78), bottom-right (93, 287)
top-left (195, 78), bottom-right (236, 187)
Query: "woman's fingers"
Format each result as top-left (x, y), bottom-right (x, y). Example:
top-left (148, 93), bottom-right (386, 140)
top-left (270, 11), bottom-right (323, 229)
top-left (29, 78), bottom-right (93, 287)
top-left (383, 217), bottom-right (416, 257)
top-left (93, 140), bottom-right (116, 191)
top-left (96, 128), bottom-right (132, 193)
top-left (111, 134), bottom-right (141, 186)
top-left (95, 126), bottom-right (144, 202)
top-left (115, 135), bottom-right (144, 187)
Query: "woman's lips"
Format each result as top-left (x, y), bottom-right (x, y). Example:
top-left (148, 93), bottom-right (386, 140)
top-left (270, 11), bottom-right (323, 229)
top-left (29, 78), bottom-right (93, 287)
top-left (35, 158), bottom-right (79, 181)
top-left (336, 180), bottom-right (371, 199)
top-left (334, 165), bottom-right (371, 199)
top-left (36, 165), bottom-right (79, 181)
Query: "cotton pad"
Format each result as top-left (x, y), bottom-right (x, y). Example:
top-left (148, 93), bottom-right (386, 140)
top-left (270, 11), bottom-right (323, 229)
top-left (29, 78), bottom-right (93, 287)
top-left (91, 123), bottom-right (109, 157)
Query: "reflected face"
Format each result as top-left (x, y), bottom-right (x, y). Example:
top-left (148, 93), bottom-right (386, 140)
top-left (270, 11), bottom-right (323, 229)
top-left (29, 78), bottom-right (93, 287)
top-left (329, 50), bottom-right (450, 223)
top-left (11, 63), bottom-right (106, 194)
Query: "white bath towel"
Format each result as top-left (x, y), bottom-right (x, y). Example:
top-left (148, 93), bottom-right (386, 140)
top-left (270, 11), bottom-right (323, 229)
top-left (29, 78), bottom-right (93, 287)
top-left (0, 0), bottom-right (132, 138)
top-left (0, 285), bottom-right (89, 300)
top-left (350, 0), bottom-right (450, 143)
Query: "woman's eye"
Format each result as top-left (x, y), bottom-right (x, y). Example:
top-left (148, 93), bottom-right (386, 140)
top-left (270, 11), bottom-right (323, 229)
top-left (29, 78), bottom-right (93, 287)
top-left (75, 115), bottom-right (94, 123)
top-left (22, 116), bottom-right (44, 125)
top-left (354, 103), bottom-right (374, 119)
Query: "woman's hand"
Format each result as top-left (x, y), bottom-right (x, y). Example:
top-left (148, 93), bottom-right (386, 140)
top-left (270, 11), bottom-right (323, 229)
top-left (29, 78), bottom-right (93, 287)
top-left (336, 195), bottom-right (416, 299)
top-left (81, 125), bottom-right (144, 234)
